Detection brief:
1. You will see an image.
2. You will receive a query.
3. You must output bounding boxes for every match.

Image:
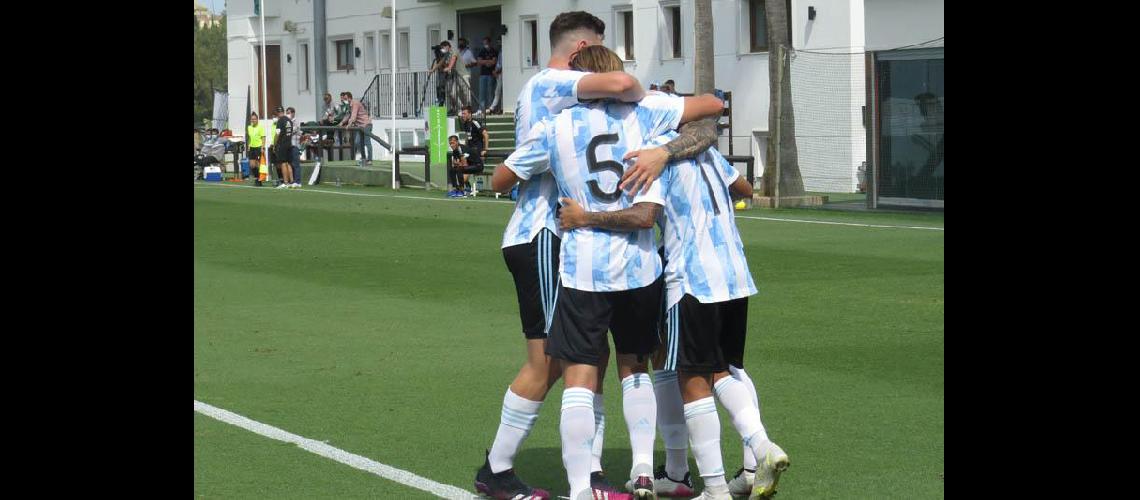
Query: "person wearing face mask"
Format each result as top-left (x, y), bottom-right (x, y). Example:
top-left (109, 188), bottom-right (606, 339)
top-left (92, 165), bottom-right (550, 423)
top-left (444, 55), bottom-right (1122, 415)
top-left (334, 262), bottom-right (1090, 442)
top-left (476, 37), bottom-right (498, 115)
top-left (458, 38), bottom-right (478, 97)
top-left (430, 40), bottom-right (459, 113)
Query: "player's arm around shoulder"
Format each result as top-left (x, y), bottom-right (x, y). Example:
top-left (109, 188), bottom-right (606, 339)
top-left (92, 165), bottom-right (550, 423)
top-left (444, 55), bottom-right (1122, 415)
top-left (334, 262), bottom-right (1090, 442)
top-left (559, 197), bottom-right (661, 232)
top-left (577, 72), bottom-right (645, 102)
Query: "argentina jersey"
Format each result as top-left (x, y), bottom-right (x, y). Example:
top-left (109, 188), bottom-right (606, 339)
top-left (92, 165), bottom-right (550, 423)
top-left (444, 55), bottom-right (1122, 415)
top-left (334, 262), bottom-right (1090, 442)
top-left (652, 133), bottom-right (758, 308)
top-left (505, 93), bottom-right (686, 292)
top-left (501, 68), bottom-right (589, 249)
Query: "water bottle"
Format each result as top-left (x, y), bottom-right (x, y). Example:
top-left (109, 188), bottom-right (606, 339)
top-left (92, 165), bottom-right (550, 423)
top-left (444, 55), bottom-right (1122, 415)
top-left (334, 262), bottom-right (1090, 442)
top-left (335, 176), bottom-right (341, 187)
top-left (476, 178), bottom-right (485, 192)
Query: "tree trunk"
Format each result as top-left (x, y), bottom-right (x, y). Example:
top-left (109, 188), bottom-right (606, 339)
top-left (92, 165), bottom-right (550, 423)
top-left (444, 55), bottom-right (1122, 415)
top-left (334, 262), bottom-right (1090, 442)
top-left (693, 0), bottom-right (715, 95)
top-left (763, 0), bottom-right (805, 197)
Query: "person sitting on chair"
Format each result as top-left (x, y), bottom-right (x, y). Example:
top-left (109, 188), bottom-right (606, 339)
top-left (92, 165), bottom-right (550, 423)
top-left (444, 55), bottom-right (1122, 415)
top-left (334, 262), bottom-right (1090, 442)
top-left (447, 135), bottom-right (484, 198)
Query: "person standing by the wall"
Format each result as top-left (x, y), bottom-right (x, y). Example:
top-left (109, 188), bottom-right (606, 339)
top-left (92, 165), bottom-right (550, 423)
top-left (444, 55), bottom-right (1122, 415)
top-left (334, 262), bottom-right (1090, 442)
top-left (476, 37), bottom-right (498, 115)
top-left (339, 91), bottom-right (373, 166)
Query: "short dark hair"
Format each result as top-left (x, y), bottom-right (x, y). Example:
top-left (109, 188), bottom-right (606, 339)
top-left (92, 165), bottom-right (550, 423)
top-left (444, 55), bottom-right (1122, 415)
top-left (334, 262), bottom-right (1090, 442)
top-left (440, 40), bottom-right (451, 47)
top-left (448, 135), bottom-right (459, 142)
top-left (549, 11), bottom-right (605, 48)
top-left (483, 36), bottom-right (492, 42)
top-left (461, 105), bottom-right (474, 113)
top-left (664, 79), bottom-right (675, 85)
top-left (344, 91), bottom-right (353, 99)
top-left (250, 112), bottom-right (259, 118)
top-left (286, 107), bottom-right (295, 114)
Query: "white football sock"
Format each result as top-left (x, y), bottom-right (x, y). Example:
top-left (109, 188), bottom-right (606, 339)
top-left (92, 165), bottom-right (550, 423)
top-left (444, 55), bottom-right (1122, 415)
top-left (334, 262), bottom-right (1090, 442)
top-left (654, 369), bottom-right (690, 479)
top-left (591, 392), bottom-right (605, 473)
top-left (715, 374), bottom-right (771, 467)
top-left (561, 388), bottom-right (596, 499)
top-left (488, 388), bottom-right (544, 473)
top-left (621, 373), bottom-right (657, 478)
top-left (729, 366), bottom-right (764, 470)
top-left (684, 397), bottom-right (727, 488)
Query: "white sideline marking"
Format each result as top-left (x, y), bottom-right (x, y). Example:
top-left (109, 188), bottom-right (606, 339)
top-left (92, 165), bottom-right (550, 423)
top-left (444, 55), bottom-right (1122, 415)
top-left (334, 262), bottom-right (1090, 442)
top-left (194, 400), bottom-right (479, 499)
top-left (735, 215), bottom-right (944, 231)
top-left (194, 181), bottom-right (515, 204)
top-left (195, 182), bottom-right (944, 231)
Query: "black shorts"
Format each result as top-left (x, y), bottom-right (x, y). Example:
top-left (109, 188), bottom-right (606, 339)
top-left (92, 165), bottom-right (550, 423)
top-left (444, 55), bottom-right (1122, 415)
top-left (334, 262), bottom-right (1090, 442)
top-left (660, 295), bottom-right (749, 373)
top-left (248, 147), bottom-right (262, 160)
top-left (546, 275), bottom-right (664, 366)
top-left (502, 229), bottom-right (560, 339)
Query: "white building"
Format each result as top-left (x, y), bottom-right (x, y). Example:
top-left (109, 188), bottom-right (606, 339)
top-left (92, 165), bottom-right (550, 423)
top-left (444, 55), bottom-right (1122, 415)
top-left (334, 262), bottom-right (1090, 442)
top-left (226, 0), bottom-right (943, 195)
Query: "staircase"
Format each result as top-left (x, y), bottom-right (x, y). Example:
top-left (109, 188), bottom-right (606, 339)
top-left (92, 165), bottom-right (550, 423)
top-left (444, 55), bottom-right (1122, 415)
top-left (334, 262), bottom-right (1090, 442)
top-left (480, 113), bottom-right (515, 159)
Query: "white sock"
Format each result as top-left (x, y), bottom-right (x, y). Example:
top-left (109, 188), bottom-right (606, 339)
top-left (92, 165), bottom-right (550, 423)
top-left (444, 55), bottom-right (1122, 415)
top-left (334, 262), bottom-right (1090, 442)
top-left (714, 375), bottom-right (771, 467)
top-left (561, 388), bottom-right (596, 499)
top-left (621, 373), bottom-right (657, 478)
top-left (488, 388), bottom-right (543, 473)
top-left (591, 392), bottom-right (605, 473)
top-left (683, 397), bottom-right (726, 488)
top-left (654, 369), bottom-right (690, 479)
top-left (729, 366), bottom-right (763, 470)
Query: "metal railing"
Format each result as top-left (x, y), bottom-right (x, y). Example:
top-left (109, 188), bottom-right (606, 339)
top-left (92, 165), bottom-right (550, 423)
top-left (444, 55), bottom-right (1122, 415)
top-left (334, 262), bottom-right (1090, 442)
top-left (361, 70), bottom-right (491, 119)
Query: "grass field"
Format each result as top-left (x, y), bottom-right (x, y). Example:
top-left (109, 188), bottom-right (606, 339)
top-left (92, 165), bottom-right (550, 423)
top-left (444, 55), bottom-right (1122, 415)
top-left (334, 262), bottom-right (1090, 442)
top-left (193, 181), bottom-right (944, 499)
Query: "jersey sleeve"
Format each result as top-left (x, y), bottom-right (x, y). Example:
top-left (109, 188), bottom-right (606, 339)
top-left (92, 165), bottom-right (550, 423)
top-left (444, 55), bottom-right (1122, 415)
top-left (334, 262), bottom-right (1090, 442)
top-left (713, 152), bottom-right (741, 185)
top-left (533, 69), bottom-right (589, 115)
top-left (634, 92), bottom-right (686, 140)
top-left (631, 176), bottom-right (666, 206)
top-left (503, 121), bottom-right (551, 180)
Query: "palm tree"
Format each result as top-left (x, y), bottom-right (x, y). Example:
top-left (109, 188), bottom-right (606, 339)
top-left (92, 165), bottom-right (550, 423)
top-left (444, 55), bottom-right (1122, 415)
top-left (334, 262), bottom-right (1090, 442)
top-left (763, 0), bottom-right (804, 198)
top-left (693, 0), bottom-right (714, 95)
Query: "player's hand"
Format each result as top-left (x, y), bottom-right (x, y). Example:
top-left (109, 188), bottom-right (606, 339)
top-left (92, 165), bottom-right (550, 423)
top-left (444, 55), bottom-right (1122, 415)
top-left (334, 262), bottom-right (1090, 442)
top-left (558, 197), bottom-right (588, 230)
top-left (481, 149), bottom-right (487, 157)
top-left (619, 147), bottom-right (669, 194)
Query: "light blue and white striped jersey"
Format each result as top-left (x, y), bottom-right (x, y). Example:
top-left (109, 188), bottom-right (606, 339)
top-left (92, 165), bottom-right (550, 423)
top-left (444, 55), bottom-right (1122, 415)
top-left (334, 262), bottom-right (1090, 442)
top-left (505, 93), bottom-right (686, 292)
top-left (501, 68), bottom-right (590, 249)
top-left (651, 133), bottom-right (758, 308)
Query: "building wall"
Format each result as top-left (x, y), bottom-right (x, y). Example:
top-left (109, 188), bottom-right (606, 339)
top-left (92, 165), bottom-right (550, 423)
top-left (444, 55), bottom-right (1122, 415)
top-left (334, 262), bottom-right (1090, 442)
top-left (224, 0), bottom-right (918, 192)
top-left (864, 0), bottom-right (943, 50)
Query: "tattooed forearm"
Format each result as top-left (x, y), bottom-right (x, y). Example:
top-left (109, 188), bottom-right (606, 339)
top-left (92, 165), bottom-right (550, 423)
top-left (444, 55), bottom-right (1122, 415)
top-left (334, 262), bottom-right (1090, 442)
top-left (662, 116), bottom-right (719, 162)
top-left (585, 203), bottom-right (662, 231)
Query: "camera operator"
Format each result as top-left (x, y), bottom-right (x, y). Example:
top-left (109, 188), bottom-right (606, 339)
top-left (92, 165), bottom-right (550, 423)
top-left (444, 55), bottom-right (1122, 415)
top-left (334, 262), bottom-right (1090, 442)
top-left (429, 40), bottom-right (459, 113)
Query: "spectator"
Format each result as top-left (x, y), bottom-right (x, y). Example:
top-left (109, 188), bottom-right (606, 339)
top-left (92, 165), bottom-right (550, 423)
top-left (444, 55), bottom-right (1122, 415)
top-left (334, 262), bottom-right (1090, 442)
top-left (459, 105), bottom-right (489, 165)
top-left (246, 112), bottom-right (265, 185)
top-left (476, 37), bottom-right (498, 114)
top-left (319, 92), bottom-right (340, 143)
top-left (338, 91), bottom-right (373, 166)
top-left (458, 38), bottom-right (479, 97)
top-left (273, 106), bottom-right (296, 189)
top-left (286, 107), bottom-right (303, 188)
top-left (447, 135), bottom-right (484, 197)
top-left (489, 55), bottom-right (504, 114)
top-left (429, 41), bottom-right (459, 113)
top-left (662, 79), bottom-right (677, 95)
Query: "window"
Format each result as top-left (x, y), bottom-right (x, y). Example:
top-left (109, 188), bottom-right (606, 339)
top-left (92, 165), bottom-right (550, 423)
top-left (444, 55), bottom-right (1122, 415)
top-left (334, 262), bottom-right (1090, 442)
top-left (398, 30), bottom-right (410, 68)
top-left (335, 39), bottom-right (354, 70)
top-left (427, 25), bottom-right (442, 70)
top-left (665, 4), bottom-right (681, 59)
top-left (748, 0), bottom-right (793, 53)
top-left (380, 32), bottom-right (391, 69)
top-left (614, 8), bottom-right (634, 61)
top-left (522, 17), bottom-right (538, 67)
top-left (365, 34), bottom-right (376, 70)
top-left (299, 42), bottom-right (310, 91)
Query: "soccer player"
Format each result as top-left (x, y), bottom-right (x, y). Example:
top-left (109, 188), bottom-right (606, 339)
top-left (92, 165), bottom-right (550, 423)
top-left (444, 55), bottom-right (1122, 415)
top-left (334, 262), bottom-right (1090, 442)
top-left (473, 12), bottom-right (650, 500)
top-left (493, 45), bottom-right (726, 500)
top-left (559, 137), bottom-right (791, 500)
